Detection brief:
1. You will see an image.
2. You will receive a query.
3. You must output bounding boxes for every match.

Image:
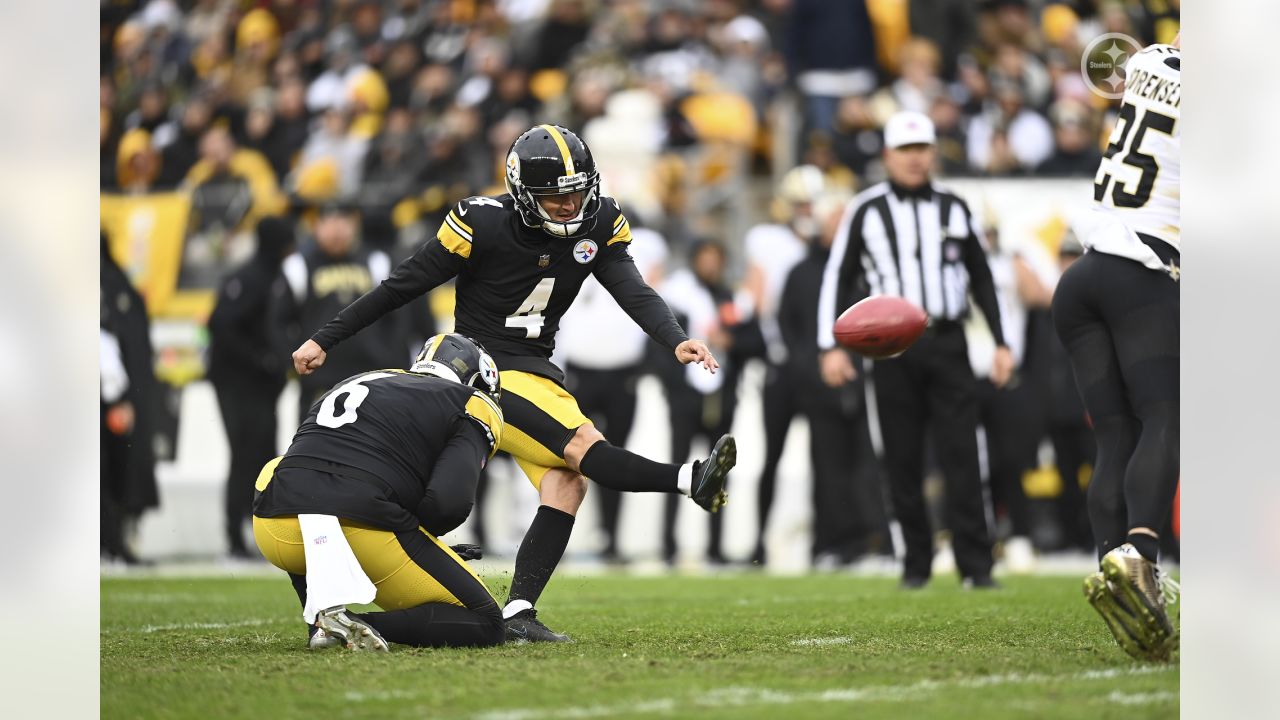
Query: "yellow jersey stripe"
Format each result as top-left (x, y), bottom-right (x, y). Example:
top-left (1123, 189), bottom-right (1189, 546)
top-left (448, 210), bottom-right (473, 235)
top-left (437, 223), bottom-right (472, 258)
top-left (613, 213), bottom-right (625, 230)
top-left (608, 218), bottom-right (632, 246)
top-left (465, 393), bottom-right (504, 457)
top-left (444, 212), bottom-right (473, 240)
top-left (539, 123), bottom-right (575, 176)
top-left (471, 391), bottom-right (503, 423)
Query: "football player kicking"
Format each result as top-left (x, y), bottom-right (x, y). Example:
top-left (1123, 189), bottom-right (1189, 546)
top-left (1052, 35), bottom-right (1181, 661)
top-left (291, 124), bottom-right (736, 642)
top-left (253, 334), bottom-right (506, 650)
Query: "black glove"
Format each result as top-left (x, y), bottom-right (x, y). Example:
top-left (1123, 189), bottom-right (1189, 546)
top-left (450, 543), bottom-right (483, 561)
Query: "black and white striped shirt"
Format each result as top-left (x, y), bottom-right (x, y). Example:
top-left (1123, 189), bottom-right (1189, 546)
top-left (817, 180), bottom-right (1005, 350)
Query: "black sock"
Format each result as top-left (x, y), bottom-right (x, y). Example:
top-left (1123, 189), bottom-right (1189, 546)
top-left (579, 442), bottom-right (680, 493)
top-left (354, 603), bottom-right (504, 648)
top-left (508, 505), bottom-right (576, 607)
top-left (1126, 532), bottom-right (1160, 563)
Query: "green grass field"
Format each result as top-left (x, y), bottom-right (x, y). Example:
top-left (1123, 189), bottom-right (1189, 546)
top-left (102, 573), bottom-right (1177, 719)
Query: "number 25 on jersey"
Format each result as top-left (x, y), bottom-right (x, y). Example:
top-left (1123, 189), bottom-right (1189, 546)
top-left (1094, 101), bottom-right (1176, 209)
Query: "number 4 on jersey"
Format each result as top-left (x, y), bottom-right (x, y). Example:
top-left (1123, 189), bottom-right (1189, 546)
top-left (506, 278), bottom-right (556, 338)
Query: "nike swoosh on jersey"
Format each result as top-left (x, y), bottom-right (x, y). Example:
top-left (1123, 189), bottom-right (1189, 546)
top-left (458, 205), bottom-right (468, 215)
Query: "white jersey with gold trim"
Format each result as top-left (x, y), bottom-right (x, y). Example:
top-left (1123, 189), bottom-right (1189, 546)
top-left (1087, 43), bottom-right (1180, 271)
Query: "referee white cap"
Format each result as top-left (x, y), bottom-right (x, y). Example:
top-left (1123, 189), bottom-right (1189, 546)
top-left (884, 111), bottom-right (937, 149)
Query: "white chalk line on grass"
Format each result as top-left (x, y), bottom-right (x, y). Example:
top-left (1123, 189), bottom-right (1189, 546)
top-left (107, 592), bottom-right (225, 604)
top-left (1106, 690), bottom-right (1177, 706)
top-left (102, 618), bottom-right (277, 634)
top-left (458, 665), bottom-right (1176, 720)
top-left (790, 636), bottom-right (853, 647)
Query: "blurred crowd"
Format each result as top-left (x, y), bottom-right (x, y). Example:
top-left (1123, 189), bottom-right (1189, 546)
top-left (102, 0), bottom-right (1180, 249)
top-left (100, 0), bottom-right (1180, 567)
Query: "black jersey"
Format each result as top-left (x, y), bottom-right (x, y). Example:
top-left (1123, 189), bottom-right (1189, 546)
top-left (253, 370), bottom-right (503, 530)
top-left (277, 244), bottom-right (406, 391)
top-left (311, 194), bottom-right (688, 383)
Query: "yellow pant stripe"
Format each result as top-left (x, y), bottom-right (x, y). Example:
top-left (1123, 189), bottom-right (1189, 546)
top-left (252, 515), bottom-right (492, 610)
top-left (497, 371), bottom-right (588, 489)
top-left (255, 456), bottom-right (283, 492)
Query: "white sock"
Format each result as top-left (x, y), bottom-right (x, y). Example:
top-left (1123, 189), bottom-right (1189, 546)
top-left (502, 599), bottom-right (533, 620)
top-left (676, 463), bottom-right (693, 496)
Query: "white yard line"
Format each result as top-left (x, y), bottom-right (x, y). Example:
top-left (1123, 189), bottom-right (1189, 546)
top-left (106, 592), bottom-right (220, 604)
top-left (461, 666), bottom-right (1176, 720)
top-left (1106, 690), bottom-right (1178, 705)
top-left (102, 618), bottom-right (278, 634)
top-left (789, 636), bottom-right (853, 647)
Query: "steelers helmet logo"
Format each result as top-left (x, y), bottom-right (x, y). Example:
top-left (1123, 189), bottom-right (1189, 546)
top-left (1081, 33), bottom-right (1143, 100)
top-left (478, 352), bottom-right (500, 393)
top-left (506, 151), bottom-right (521, 186)
top-left (573, 239), bottom-right (598, 264)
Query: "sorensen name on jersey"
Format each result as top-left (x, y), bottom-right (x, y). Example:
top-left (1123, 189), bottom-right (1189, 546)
top-left (1089, 43), bottom-right (1180, 273)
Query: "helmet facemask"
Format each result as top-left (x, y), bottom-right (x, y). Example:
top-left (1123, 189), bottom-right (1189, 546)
top-left (527, 184), bottom-right (600, 238)
top-left (504, 125), bottom-right (602, 240)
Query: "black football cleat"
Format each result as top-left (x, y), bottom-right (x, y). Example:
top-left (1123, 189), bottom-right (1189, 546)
top-left (691, 434), bottom-right (736, 512)
top-left (962, 575), bottom-right (1001, 590)
top-left (505, 609), bottom-right (572, 643)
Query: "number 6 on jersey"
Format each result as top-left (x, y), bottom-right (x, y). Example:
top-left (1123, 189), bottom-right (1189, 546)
top-left (506, 278), bottom-right (555, 338)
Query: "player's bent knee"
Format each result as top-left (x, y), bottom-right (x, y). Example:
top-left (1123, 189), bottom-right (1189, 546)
top-left (482, 604), bottom-right (506, 646)
top-left (539, 468), bottom-right (588, 513)
top-left (562, 422), bottom-right (606, 471)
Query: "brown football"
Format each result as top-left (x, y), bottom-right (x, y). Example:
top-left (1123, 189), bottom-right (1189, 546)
top-left (833, 295), bottom-right (929, 358)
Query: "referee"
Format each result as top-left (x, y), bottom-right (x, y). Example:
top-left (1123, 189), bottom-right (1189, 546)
top-left (816, 111), bottom-right (1013, 589)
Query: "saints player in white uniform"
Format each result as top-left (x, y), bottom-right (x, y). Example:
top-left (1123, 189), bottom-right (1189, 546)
top-left (1052, 36), bottom-right (1180, 661)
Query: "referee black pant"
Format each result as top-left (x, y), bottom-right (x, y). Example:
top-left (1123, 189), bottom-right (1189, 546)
top-left (663, 374), bottom-right (737, 563)
top-left (214, 377), bottom-right (280, 555)
top-left (870, 323), bottom-right (994, 581)
top-left (565, 363), bottom-right (642, 558)
top-left (1052, 243), bottom-right (1179, 560)
top-left (804, 380), bottom-right (890, 562)
top-left (976, 378), bottom-right (1038, 538)
top-left (754, 361), bottom-right (801, 558)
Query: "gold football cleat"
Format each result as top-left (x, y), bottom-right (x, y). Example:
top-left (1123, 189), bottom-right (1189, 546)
top-left (1083, 572), bottom-right (1152, 661)
top-left (1100, 544), bottom-right (1178, 661)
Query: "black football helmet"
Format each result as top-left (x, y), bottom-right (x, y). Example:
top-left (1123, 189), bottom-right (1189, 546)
top-left (504, 124), bottom-right (602, 239)
top-left (410, 333), bottom-right (501, 401)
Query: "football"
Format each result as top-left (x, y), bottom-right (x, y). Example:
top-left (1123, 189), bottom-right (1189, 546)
top-left (833, 295), bottom-right (929, 358)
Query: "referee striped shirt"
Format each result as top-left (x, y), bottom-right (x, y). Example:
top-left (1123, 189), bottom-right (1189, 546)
top-left (817, 180), bottom-right (1005, 350)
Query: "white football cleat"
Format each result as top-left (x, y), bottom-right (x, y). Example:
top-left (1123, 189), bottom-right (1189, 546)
top-left (307, 627), bottom-right (343, 650)
top-left (314, 606), bottom-right (390, 653)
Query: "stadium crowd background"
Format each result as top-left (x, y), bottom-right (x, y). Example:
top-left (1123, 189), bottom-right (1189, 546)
top-left (99, 0), bottom-right (1180, 568)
